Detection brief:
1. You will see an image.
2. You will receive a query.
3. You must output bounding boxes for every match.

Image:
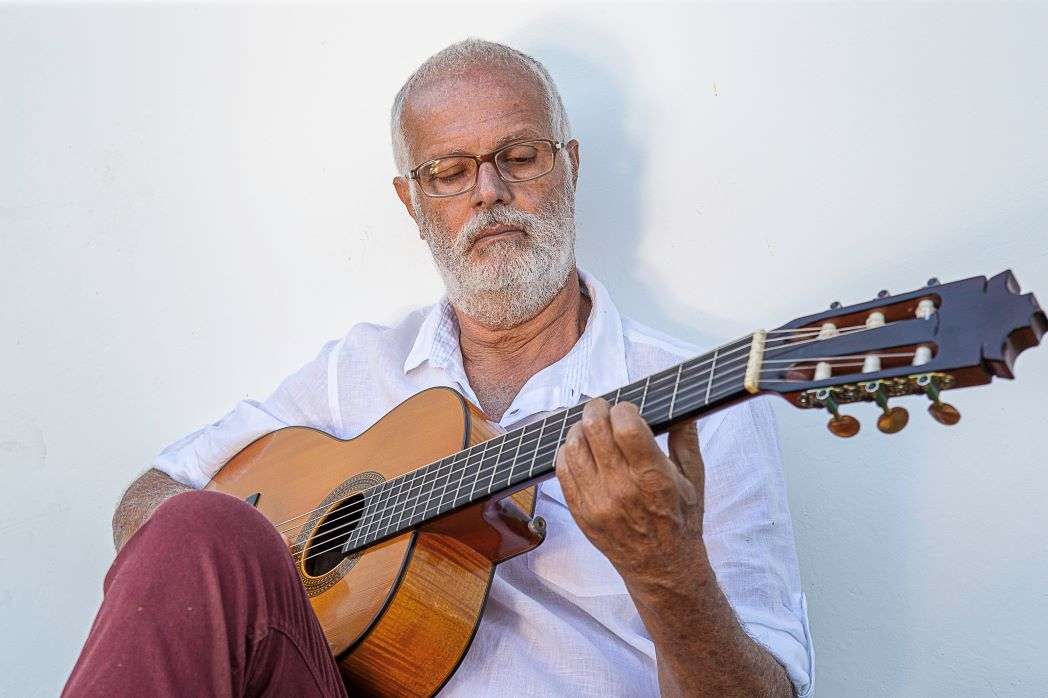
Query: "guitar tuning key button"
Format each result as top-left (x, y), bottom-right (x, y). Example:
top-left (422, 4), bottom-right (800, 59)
top-left (916, 375), bottom-right (961, 426)
top-left (818, 389), bottom-right (860, 438)
top-left (928, 401), bottom-right (961, 425)
top-left (877, 406), bottom-right (910, 434)
top-left (865, 382), bottom-right (909, 434)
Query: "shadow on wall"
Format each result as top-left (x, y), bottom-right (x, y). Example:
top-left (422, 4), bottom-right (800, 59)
top-left (512, 20), bottom-right (724, 352)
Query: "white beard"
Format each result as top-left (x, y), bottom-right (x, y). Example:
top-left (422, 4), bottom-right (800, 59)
top-left (413, 168), bottom-right (577, 330)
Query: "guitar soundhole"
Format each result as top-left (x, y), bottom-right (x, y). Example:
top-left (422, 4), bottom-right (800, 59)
top-left (304, 493), bottom-right (365, 577)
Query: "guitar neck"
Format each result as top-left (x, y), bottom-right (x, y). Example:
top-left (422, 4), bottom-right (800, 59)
top-left (342, 333), bottom-right (759, 554)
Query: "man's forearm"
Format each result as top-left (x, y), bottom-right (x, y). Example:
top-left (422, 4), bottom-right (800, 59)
top-left (112, 468), bottom-right (192, 553)
top-left (629, 551), bottom-right (793, 698)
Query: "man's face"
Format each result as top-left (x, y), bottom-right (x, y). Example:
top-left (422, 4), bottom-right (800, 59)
top-left (394, 65), bottom-right (581, 329)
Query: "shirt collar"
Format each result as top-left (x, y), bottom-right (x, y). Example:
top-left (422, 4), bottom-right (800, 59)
top-left (403, 268), bottom-right (631, 402)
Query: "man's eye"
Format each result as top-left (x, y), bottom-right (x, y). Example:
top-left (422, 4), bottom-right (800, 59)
top-left (424, 164), bottom-right (468, 183)
top-left (500, 147), bottom-right (538, 163)
top-left (436, 168), bottom-right (467, 182)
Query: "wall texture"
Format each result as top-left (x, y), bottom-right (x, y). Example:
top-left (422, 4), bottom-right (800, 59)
top-left (2, 3), bottom-right (1046, 696)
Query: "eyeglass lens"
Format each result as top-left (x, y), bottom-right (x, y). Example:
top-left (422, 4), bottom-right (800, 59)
top-left (418, 141), bottom-right (556, 197)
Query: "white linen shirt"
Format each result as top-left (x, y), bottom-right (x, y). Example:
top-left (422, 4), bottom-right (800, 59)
top-left (154, 270), bottom-right (814, 697)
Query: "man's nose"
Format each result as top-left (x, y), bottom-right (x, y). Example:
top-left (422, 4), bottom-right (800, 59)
top-left (470, 161), bottom-right (512, 208)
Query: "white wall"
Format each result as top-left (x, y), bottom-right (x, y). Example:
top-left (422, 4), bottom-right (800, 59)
top-left (2, 2), bottom-right (1046, 695)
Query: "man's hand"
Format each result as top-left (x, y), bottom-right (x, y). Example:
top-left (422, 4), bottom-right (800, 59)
top-left (556, 398), bottom-right (705, 588)
top-left (555, 398), bottom-right (793, 697)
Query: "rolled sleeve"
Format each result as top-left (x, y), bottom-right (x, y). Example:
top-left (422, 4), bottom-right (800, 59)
top-left (739, 594), bottom-right (814, 697)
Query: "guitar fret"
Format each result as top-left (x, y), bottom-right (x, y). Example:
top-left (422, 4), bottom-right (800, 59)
top-left (639, 376), bottom-right (651, 415)
top-left (503, 429), bottom-right (525, 489)
top-left (398, 468), bottom-right (423, 530)
top-left (466, 440), bottom-right (490, 501)
top-left (485, 435), bottom-right (509, 496)
top-left (527, 418), bottom-right (546, 478)
top-left (704, 348), bottom-right (719, 404)
top-left (668, 363), bottom-right (683, 419)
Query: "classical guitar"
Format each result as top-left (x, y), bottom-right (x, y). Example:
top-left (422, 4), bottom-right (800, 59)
top-left (205, 270), bottom-right (1044, 696)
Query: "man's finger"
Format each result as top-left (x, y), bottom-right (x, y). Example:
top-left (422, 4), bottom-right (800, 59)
top-left (667, 420), bottom-right (704, 486)
top-left (580, 398), bottom-right (627, 474)
top-left (608, 402), bottom-right (663, 471)
top-left (557, 422), bottom-right (599, 511)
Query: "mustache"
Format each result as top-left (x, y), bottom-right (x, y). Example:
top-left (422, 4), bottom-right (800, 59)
top-left (457, 207), bottom-right (540, 253)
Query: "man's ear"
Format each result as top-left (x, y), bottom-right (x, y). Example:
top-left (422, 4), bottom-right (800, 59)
top-left (566, 139), bottom-right (580, 189)
top-left (392, 176), bottom-right (423, 237)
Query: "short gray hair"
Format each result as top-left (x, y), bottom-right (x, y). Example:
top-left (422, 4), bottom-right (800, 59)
top-left (391, 39), bottom-right (572, 174)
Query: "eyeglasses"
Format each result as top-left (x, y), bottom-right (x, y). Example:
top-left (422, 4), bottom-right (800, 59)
top-left (405, 139), bottom-right (563, 198)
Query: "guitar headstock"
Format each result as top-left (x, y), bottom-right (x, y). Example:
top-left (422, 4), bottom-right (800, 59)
top-left (758, 271), bottom-right (1045, 436)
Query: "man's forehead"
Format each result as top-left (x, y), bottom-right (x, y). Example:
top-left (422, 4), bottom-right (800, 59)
top-left (402, 64), bottom-right (551, 159)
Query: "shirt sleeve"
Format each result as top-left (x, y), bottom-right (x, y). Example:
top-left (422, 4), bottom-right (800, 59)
top-left (152, 338), bottom-right (341, 489)
top-left (700, 397), bottom-right (814, 697)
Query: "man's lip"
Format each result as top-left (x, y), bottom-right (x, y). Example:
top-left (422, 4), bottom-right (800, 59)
top-left (475, 225), bottom-right (523, 242)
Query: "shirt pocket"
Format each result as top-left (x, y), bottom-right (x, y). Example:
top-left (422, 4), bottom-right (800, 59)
top-left (526, 479), bottom-right (631, 598)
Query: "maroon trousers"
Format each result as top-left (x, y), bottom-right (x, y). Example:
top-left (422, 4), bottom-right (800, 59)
top-left (64, 491), bottom-right (348, 697)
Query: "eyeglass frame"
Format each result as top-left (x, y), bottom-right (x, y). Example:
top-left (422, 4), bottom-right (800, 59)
top-left (404, 139), bottom-right (564, 198)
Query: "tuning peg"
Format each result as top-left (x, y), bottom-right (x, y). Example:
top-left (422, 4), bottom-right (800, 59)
top-left (877, 289), bottom-right (890, 298)
top-left (916, 374), bottom-right (961, 426)
top-left (817, 389), bottom-right (860, 438)
top-left (865, 382), bottom-right (909, 434)
top-left (828, 413), bottom-right (861, 438)
top-left (926, 277), bottom-right (940, 287)
top-left (928, 401), bottom-right (961, 425)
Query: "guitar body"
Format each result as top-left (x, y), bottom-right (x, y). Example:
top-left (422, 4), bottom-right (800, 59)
top-left (204, 387), bottom-right (544, 697)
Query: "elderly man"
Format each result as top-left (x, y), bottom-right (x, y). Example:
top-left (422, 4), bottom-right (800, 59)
top-left (65, 40), bottom-right (812, 697)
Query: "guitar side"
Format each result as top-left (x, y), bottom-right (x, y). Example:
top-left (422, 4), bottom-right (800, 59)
top-left (204, 387), bottom-right (542, 697)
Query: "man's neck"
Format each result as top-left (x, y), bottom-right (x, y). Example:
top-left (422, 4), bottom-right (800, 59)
top-left (455, 268), bottom-right (591, 422)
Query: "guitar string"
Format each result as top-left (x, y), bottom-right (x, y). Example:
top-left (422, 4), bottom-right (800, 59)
top-left (276, 318), bottom-right (909, 534)
top-left (272, 318), bottom-right (898, 534)
top-left (297, 345), bottom-right (926, 566)
top-left (284, 354), bottom-right (744, 547)
top-left (294, 367), bottom-right (772, 565)
top-left (283, 340), bottom-right (917, 549)
top-left (281, 325), bottom-right (916, 546)
top-left (292, 348), bottom-right (921, 562)
top-left (296, 352), bottom-right (924, 565)
top-left (280, 334), bottom-right (779, 540)
top-left (273, 317), bottom-right (894, 535)
top-left (272, 331), bottom-right (755, 533)
top-left (277, 323), bottom-right (912, 542)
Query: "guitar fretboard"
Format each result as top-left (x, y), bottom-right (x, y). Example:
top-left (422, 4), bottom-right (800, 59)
top-left (341, 334), bottom-right (756, 554)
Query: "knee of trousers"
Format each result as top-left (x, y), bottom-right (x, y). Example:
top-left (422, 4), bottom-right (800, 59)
top-left (132, 490), bottom-right (291, 575)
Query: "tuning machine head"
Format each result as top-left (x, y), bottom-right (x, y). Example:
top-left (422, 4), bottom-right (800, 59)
top-left (864, 381), bottom-right (909, 434)
top-left (915, 374), bottom-right (961, 425)
top-left (817, 389), bottom-right (860, 437)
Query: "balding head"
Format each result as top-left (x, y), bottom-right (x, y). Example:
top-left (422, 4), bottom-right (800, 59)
top-left (391, 39), bottom-right (571, 174)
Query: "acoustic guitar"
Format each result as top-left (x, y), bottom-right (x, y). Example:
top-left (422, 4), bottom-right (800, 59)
top-left (205, 270), bottom-right (1044, 696)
